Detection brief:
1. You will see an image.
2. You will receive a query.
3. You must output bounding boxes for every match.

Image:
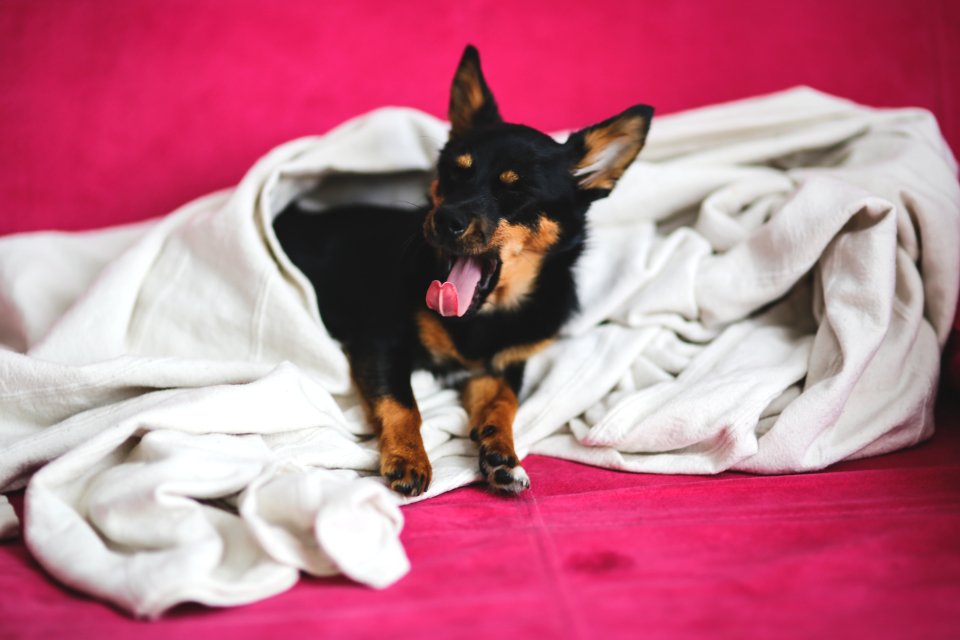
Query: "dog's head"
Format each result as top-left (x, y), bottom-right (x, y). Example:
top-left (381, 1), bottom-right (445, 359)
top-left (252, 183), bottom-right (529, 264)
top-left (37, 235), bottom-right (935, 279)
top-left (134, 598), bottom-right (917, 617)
top-left (424, 45), bottom-right (653, 318)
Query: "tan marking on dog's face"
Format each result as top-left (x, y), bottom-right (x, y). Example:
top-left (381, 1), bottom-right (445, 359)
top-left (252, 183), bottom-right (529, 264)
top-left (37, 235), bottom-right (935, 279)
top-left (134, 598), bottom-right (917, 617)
top-left (462, 218), bottom-right (479, 241)
top-left (417, 311), bottom-right (482, 368)
top-left (499, 170), bottom-right (519, 184)
top-left (491, 339), bottom-right (554, 372)
top-left (450, 216), bottom-right (496, 255)
top-left (481, 215), bottom-right (561, 311)
top-left (456, 153), bottom-right (474, 169)
top-left (423, 178), bottom-right (493, 254)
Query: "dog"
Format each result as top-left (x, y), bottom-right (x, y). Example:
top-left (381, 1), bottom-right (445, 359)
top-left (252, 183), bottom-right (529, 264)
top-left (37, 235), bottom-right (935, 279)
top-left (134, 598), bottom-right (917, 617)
top-left (274, 45), bottom-right (653, 496)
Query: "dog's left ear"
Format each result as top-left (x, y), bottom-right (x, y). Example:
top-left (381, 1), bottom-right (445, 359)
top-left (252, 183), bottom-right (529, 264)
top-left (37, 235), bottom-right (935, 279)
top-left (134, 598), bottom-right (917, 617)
top-left (449, 45), bottom-right (502, 138)
top-left (566, 105), bottom-right (654, 192)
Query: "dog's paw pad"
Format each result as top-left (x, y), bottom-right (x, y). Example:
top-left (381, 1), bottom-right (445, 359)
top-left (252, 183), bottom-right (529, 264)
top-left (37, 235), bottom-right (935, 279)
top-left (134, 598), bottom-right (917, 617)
top-left (483, 450), bottom-right (516, 469)
top-left (478, 444), bottom-right (528, 493)
top-left (488, 464), bottom-right (530, 494)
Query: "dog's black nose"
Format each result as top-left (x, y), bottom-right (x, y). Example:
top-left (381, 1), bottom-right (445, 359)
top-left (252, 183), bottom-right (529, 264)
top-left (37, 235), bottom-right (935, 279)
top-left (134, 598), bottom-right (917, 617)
top-left (435, 209), bottom-right (469, 240)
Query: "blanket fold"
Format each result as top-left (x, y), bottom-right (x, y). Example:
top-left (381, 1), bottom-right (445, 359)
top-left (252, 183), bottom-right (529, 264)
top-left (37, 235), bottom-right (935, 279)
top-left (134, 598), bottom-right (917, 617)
top-left (1, 88), bottom-right (957, 617)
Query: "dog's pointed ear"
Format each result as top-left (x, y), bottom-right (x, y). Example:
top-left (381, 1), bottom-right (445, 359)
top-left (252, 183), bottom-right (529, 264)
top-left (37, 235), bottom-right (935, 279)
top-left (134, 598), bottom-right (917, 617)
top-left (448, 45), bottom-right (502, 138)
top-left (566, 105), bottom-right (654, 192)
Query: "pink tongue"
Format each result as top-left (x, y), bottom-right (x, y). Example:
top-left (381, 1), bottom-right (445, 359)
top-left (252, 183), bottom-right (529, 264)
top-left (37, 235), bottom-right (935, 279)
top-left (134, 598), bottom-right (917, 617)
top-left (425, 256), bottom-right (483, 317)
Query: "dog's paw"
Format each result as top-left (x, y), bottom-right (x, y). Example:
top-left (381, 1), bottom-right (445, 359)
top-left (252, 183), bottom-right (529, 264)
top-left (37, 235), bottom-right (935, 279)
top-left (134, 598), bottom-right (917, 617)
top-left (380, 451), bottom-right (432, 497)
top-left (485, 459), bottom-right (530, 494)
top-left (474, 433), bottom-right (530, 494)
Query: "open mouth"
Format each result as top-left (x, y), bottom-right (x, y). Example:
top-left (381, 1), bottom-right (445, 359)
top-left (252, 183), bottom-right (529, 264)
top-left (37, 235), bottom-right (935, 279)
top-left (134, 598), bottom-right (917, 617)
top-left (425, 252), bottom-right (501, 317)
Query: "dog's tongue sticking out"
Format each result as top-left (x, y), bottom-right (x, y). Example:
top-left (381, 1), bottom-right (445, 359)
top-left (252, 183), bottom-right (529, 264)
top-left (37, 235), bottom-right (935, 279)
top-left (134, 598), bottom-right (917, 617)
top-left (426, 256), bottom-right (483, 317)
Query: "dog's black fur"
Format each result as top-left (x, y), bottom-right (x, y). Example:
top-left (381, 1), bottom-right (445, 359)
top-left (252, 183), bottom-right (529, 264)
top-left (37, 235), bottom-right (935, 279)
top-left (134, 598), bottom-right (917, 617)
top-left (274, 46), bottom-right (652, 496)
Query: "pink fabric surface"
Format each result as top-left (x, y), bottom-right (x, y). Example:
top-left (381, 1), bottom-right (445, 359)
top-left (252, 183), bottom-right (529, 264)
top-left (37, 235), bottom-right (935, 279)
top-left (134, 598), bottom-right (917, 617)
top-left (2, 0), bottom-right (959, 236)
top-left (2, 395), bottom-right (959, 638)
top-left (2, 0), bottom-right (959, 638)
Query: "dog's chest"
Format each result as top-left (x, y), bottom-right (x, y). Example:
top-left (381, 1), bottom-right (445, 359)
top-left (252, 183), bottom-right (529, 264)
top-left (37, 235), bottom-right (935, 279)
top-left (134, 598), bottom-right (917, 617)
top-left (415, 310), bottom-right (552, 377)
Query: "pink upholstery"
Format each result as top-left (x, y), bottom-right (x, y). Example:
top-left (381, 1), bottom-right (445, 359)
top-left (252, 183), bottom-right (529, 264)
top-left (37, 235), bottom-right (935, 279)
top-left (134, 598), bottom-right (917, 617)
top-left (2, 1), bottom-right (958, 637)
top-left (3, 0), bottom-right (958, 236)
top-left (4, 407), bottom-right (960, 638)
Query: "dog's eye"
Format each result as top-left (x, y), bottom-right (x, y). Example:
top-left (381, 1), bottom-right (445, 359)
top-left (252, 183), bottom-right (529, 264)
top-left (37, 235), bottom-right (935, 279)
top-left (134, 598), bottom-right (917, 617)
top-left (499, 170), bottom-right (519, 185)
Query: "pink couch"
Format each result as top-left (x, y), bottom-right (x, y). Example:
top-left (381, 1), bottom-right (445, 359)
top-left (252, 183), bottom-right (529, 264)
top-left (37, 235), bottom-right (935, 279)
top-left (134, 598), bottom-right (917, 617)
top-left (2, 1), bottom-right (958, 637)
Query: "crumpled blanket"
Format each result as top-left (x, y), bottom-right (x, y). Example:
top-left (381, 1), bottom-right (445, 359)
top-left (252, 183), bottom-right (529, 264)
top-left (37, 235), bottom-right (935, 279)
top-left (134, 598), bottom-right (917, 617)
top-left (0, 88), bottom-right (957, 618)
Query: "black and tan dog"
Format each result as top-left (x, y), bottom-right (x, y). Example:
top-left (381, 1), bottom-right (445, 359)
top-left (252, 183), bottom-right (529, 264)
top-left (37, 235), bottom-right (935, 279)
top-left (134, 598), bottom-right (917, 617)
top-left (274, 46), bottom-right (652, 496)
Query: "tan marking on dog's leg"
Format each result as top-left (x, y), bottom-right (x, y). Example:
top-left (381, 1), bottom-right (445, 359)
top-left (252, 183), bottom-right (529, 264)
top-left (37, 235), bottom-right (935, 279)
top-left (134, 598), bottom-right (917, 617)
top-left (491, 339), bottom-right (554, 372)
top-left (417, 311), bottom-right (481, 368)
top-left (375, 397), bottom-right (431, 496)
top-left (464, 376), bottom-right (529, 493)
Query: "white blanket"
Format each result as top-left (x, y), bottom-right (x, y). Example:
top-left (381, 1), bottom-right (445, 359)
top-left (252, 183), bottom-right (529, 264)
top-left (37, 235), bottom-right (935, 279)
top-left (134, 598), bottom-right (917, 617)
top-left (0, 88), bottom-right (957, 617)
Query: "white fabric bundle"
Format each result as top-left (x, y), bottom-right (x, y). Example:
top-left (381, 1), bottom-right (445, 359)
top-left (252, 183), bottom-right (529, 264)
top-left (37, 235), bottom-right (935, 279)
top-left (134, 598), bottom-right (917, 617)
top-left (0, 88), bottom-right (957, 617)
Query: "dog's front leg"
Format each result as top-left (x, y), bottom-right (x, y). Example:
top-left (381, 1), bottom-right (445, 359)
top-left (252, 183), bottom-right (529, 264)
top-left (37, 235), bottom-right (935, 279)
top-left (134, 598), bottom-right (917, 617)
top-left (374, 396), bottom-right (430, 497)
top-left (349, 345), bottom-right (432, 497)
top-left (464, 366), bottom-right (530, 494)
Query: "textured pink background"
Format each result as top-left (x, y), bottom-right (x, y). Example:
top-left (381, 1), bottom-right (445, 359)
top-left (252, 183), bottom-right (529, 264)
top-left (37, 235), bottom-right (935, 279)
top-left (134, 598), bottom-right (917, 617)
top-left (1, 1), bottom-right (959, 638)
top-left (1, 0), bottom-right (958, 236)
